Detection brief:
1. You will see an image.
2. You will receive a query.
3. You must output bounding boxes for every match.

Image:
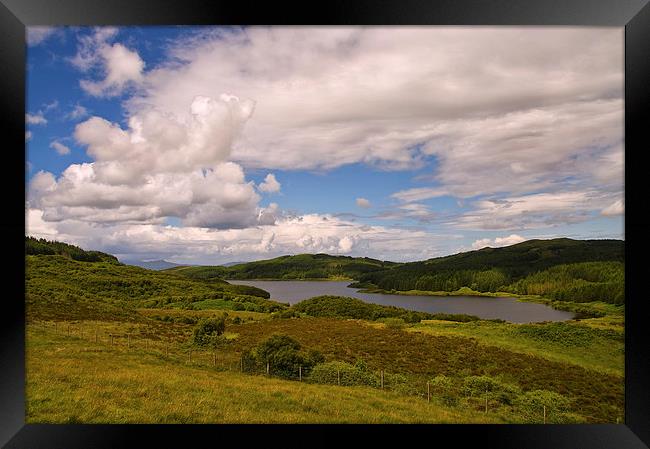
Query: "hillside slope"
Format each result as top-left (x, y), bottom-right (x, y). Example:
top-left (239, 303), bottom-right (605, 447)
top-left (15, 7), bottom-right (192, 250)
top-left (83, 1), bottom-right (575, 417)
top-left (166, 253), bottom-right (402, 280)
top-left (26, 236), bottom-right (120, 263)
top-left (356, 239), bottom-right (624, 302)
top-left (26, 254), bottom-right (280, 321)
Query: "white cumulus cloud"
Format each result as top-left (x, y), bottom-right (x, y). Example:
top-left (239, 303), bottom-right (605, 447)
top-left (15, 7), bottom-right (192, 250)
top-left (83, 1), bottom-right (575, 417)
top-left (25, 209), bottom-right (454, 264)
top-left (71, 28), bottom-right (144, 97)
top-left (29, 94), bottom-right (262, 229)
top-left (472, 234), bottom-right (526, 249)
top-left (258, 173), bottom-right (281, 193)
top-left (26, 113), bottom-right (47, 125)
top-left (50, 141), bottom-right (71, 155)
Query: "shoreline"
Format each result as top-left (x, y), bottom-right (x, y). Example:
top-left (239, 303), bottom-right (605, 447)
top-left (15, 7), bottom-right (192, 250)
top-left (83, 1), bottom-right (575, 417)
top-left (227, 277), bottom-right (354, 282)
top-left (228, 279), bottom-right (621, 320)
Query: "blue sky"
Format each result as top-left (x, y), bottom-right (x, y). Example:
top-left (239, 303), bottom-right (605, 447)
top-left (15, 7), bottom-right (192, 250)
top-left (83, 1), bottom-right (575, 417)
top-left (26, 26), bottom-right (624, 264)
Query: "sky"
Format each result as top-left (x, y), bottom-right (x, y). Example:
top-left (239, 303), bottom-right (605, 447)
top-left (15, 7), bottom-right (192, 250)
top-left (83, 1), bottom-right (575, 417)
top-left (25, 26), bottom-right (624, 264)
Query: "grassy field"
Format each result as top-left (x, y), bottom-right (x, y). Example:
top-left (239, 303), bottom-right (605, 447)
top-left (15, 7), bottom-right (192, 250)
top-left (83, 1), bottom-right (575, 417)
top-left (24, 247), bottom-right (625, 425)
top-left (26, 325), bottom-right (502, 424)
top-left (26, 306), bottom-right (623, 424)
top-left (410, 317), bottom-right (623, 376)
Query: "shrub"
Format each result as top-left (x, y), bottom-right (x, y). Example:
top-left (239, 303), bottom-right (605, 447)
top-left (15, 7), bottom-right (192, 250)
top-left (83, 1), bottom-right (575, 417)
top-left (462, 375), bottom-right (521, 406)
top-left (378, 317), bottom-right (406, 329)
top-left (514, 390), bottom-right (575, 423)
top-left (245, 334), bottom-right (323, 380)
top-left (430, 375), bottom-right (460, 406)
top-left (272, 309), bottom-right (301, 319)
top-left (307, 361), bottom-right (379, 387)
top-left (192, 317), bottom-right (226, 347)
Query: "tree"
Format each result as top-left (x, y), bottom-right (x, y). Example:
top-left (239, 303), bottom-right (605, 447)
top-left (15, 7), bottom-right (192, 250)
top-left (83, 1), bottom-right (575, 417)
top-left (250, 334), bottom-right (323, 380)
top-left (192, 317), bottom-right (226, 347)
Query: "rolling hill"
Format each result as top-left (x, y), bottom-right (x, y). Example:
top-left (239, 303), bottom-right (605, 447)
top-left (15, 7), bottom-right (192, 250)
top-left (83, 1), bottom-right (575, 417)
top-left (164, 253), bottom-right (402, 281)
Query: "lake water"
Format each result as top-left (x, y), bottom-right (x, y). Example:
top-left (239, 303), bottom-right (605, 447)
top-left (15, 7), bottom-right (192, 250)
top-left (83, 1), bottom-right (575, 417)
top-left (228, 280), bottom-right (574, 323)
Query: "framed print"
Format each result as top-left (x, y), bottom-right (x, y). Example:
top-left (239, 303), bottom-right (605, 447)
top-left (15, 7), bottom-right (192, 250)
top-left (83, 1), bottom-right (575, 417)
top-left (2, 0), bottom-right (650, 447)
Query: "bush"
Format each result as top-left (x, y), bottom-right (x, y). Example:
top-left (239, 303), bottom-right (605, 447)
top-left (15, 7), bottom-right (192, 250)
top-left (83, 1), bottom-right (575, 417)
top-left (307, 361), bottom-right (379, 387)
top-left (430, 375), bottom-right (460, 406)
top-left (245, 334), bottom-right (323, 380)
top-left (462, 375), bottom-right (521, 406)
top-left (192, 317), bottom-right (226, 347)
top-left (514, 389), bottom-right (576, 423)
top-left (378, 317), bottom-right (406, 329)
top-left (272, 309), bottom-right (301, 319)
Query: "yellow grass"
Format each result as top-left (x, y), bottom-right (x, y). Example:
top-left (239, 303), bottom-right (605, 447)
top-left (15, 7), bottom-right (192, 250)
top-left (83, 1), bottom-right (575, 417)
top-left (26, 325), bottom-right (504, 424)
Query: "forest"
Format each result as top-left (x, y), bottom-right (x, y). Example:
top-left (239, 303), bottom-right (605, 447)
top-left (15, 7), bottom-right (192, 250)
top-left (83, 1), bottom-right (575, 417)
top-left (165, 238), bottom-right (624, 304)
top-left (166, 253), bottom-right (402, 280)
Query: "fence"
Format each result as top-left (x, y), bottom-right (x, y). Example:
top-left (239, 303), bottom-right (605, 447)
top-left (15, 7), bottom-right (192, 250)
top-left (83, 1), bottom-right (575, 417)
top-left (28, 320), bottom-right (610, 423)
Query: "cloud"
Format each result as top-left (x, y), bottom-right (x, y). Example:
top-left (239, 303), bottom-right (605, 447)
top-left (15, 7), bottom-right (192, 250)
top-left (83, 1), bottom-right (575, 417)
top-left (258, 173), bottom-right (281, 193)
top-left (130, 27), bottom-right (621, 182)
top-left (29, 94), bottom-right (261, 229)
top-left (601, 199), bottom-right (624, 216)
top-left (472, 234), bottom-right (526, 249)
top-left (25, 208), bottom-right (455, 264)
top-left (391, 187), bottom-right (448, 203)
top-left (375, 203), bottom-right (438, 224)
top-left (26, 113), bottom-right (47, 125)
top-left (356, 197), bottom-right (371, 208)
top-left (66, 104), bottom-right (89, 120)
top-left (71, 28), bottom-right (144, 97)
top-left (50, 141), bottom-right (71, 155)
top-left (27, 27), bottom-right (59, 46)
top-left (25, 131), bottom-right (32, 142)
top-left (452, 191), bottom-right (619, 230)
top-left (27, 27), bottom-right (624, 262)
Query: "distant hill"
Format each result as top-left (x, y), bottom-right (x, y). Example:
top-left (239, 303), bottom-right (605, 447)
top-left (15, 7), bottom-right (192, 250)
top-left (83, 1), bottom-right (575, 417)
top-left (25, 246), bottom-right (278, 322)
top-left (122, 259), bottom-right (187, 270)
top-left (164, 254), bottom-right (403, 281)
top-left (26, 236), bottom-right (119, 264)
top-left (356, 238), bottom-right (624, 303)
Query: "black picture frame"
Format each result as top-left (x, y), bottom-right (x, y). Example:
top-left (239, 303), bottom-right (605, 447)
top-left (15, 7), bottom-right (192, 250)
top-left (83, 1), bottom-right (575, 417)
top-left (2, 0), bottom-right (649, 447)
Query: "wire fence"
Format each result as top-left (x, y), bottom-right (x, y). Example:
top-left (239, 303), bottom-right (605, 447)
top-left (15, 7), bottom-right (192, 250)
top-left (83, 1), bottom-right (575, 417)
top-left (27, 320), bottom-right (616, 424)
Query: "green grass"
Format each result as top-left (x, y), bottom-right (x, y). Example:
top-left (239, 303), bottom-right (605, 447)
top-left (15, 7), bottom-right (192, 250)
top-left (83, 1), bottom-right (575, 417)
top-left (166, 253), bottom-right (402, 281)
top-left (26, 325), bottom-right (501, 424)
top-left (410, 315), bottom-right (623, 377)
top-left (24, 241), bottom-right (625, 425)
top-left (27, 309), bottom-right (623, 422)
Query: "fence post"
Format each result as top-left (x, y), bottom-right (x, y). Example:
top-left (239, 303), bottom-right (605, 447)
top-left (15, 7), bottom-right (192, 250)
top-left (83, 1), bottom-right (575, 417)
top-left (67, 324), bottom-right (70, 336)
top-left (427, 382), bottom-right (430, 403)
top-left (485, 388), bottom-right (488, 413)
top-left (543, 405), bottom-right (546, 424)
top-left (127, 334), bottom-right (131, 349)
top-left (240, 354), bottom-right (243, 372)
top-left (95, 329), bottom-right (98, 343)
top-left (267, 362), bottom-right (270, 376)
top-left (110, 334), bottom-right (114, 346)
top-left (213, 351), bottom-right (217, 367)
top-left (381, 370), bottom-right (384, 389)
top-left (337, 369), bottom-right (340, 386)
top-left (299, 365), bottom-right (302, 382)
